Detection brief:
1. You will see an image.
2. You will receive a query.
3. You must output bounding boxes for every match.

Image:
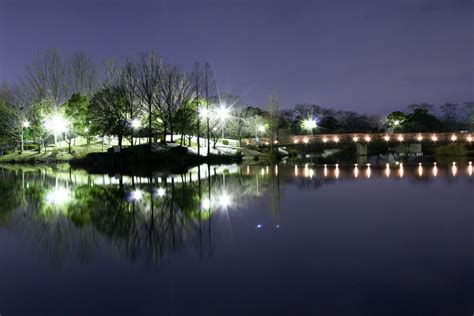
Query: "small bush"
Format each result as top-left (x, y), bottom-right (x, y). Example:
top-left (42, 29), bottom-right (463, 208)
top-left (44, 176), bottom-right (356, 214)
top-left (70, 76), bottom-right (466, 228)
top-left (222, 140), bottom-right (229, 145)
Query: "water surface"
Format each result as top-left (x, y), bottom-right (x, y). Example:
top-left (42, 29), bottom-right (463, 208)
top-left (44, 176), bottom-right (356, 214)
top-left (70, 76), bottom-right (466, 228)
top-left (0, 163), bottom-right (472, 315)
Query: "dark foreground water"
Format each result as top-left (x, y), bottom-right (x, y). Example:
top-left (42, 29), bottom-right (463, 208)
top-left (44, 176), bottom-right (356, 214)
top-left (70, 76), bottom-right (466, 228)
top-left (0, 162), bottom-right (473, 316)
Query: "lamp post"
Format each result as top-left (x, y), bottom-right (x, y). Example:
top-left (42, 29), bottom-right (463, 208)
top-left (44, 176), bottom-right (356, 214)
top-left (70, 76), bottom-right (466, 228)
top-left (21, 120), bottom-right (30, 153)
top-left (199, 107), bottom-right (210, 154)
top-left (256, 124), bottom-right (266, 144)
top-left (130, 118), bottom-right (141, 146)
top-left (216, 104), bottom-right (230, 140)
top-left (44, 114), bottom-right (68, 148)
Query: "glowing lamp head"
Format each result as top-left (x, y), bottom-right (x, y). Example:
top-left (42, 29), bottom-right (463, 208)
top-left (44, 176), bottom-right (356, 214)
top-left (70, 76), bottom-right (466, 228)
top-left (130, 118), bottom-right (141, 129)
top-left (365, 135), bottom-right (371, 142)
top-left (216, 105), bottom-right (230, 121)
top-left (303, 138), bottom-right (309, 144)
top-left (302, 118), bottom-right (317, 131)
top-left (451, 135), bottom-right (457, 142)
top-left (467, 136), bottom-right (473, 142)
top-left (334, 136), bottom-right (339, 143)
top-left (322, 137), bottom-right (328, 143)
top-left (417, 135), bottom-right (423, 141)
top-left (22, 120), bottom-right (30, 128)
top-left (353, 136), bottom-right (359, 142)
top-left (432, 135), bottom-right (438, 142)
top-left (384, 135), bottom-right (390, 142)
top-left (198, 107), bottom-right (209, 118)
top-left (397, 135), bottom-right (404, 142)
top-left (293, 139), bottom-right (299, 144)
top-left (44, 114), bottom-right (69, 134)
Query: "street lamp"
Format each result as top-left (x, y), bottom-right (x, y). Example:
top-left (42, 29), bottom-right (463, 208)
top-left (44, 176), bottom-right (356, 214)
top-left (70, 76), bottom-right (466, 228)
top-left (216, 104), bottom-right (230, 139)
top-left (130, 118), bottom-right (141, 145)
top-left (44, 114), bottom-right (69, 147)
top-left (302, 118), bottom-right (317, 135)
top-left (21, 120), bottom-right (30, 153)
top-left (256, 124), bottom-right (266, 143)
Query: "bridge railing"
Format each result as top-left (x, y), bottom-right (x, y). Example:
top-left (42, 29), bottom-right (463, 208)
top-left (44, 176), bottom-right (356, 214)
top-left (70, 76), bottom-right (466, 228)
top-left (243, 132), bottom-right (473, 146)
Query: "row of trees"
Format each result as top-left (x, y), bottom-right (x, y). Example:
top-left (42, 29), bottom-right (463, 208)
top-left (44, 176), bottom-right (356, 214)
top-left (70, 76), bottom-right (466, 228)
top-left (386, 103), bottom-right (474, 133)
top-left (1, 49), bottom-right (473, 154)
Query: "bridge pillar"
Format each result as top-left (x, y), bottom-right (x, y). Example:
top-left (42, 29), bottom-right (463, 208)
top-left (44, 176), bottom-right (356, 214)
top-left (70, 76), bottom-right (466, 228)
top-left (356, 143), bottom-right (367, 156)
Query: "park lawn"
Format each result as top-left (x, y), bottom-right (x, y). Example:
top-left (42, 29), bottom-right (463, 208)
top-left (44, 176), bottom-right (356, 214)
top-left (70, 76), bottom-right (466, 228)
top-left (0, 143), bottom-right (105, 163)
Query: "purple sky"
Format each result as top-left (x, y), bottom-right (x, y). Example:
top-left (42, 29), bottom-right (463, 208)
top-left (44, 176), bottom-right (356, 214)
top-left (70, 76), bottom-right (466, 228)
top-left (0, 0), bottom-right (473, 113)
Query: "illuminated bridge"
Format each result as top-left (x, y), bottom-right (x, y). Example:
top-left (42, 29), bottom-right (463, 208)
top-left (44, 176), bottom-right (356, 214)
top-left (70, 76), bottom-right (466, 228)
top-left (247, 132), bottom-right (473, 147)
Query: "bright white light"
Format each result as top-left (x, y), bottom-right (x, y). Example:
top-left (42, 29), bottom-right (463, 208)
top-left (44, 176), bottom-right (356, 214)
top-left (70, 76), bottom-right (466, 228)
top-left (199, 107), bottom-right (209, 118)
top-left (365, 135), bottom-right (371, 142)
top-left (201, 198), bottom-right (211, 210)
top-left (467, 136), bottom-right (473, 142)
top-left (302, 118), bottom-right (317, 131)
top-left (397, 135), bottom-right (404, 142)
top-left (417, 134), bottom-right (423, 141)
top-left (293, 139), bottom-right (299, 144)
top-left (44, 114), bottom-right (69, 134)
top-left (131, 118), bottom-right (141, 129)
top-left (384, 135), bottom-right (390, 142)
top-left (451, 134), bottom-right (457, 142)
top-left (303, 138), bottom-right (309, 144)
top-left (257, 125), bottom-right (266, 133)
top-left (156, 188), bottom-right (166, 197)
top-left (22, 120), bottom-right (30, 128)
top-left (256, 224), bottom-right (262, 229)
top-left (216, 105), bottom-right (230, 122)
top-left (218, 192), bottom-right (232, 209)
top-left (334, 136), bottom-right (339, 143)
top-left (130, 189), bottom-right (143, 201)
top-left (432, 135), bottom-right (438, 142)
top-left (322, 137), bottom-right (328, 143)
top-left (45, 187), bottom-right (71, 206)
top-left (353, 136), bottom-right (359, 142)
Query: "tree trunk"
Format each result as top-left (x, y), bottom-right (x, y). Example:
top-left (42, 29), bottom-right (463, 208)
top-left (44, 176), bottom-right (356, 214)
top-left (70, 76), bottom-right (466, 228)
top-left (118, 135), bottom-right (123, 150)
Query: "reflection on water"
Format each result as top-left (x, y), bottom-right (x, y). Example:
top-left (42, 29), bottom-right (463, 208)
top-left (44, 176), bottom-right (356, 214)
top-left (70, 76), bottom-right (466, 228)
top-left (1, 162), bottom-right (472, 268)
top-left (0, 162), bottom-right (473, 314)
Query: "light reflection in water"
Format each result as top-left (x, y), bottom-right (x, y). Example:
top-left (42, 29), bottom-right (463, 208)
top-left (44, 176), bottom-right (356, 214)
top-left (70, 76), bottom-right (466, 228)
top-left (366, 164), bottom-right (371, 178)
top-left (335, 164), bottom-right (340, 179)
top-left (354, 165), bottom-right (359, 178)
top-left (324, 164), bottom-right (328, 177)
top-left (469, 162), bottom-right (472, 176)
top-left (433, 163), bottom-right (438, 177)
top-left (385, 163), bottom-right (390, 178)
top-left (452, 162), bottom-right (457, 176)
top-left (399, 163), bottom-right (404, 178)
top-left (418, 163), bottom-right (423, 177)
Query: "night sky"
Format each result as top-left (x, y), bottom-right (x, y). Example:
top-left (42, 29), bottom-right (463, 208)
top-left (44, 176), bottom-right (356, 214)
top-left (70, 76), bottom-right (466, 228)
top-left (0, 0), bottom-right (472, 113)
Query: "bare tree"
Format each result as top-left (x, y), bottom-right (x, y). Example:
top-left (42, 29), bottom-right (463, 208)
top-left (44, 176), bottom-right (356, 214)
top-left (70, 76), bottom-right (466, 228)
top-left (68, 50), bottom-right (98, 96)
top-left (193, 62), bottom-right (201, 155)
top-left (22, 48), bottom-right (68, 108)
top-left (160, 64), bottom-right (193, 142)
top-left (134, 52), bottom-right (162, 145)
top-left (266, 90), bottom-right (280, 151)
top-left (202, 62), bottom-right (216, 155)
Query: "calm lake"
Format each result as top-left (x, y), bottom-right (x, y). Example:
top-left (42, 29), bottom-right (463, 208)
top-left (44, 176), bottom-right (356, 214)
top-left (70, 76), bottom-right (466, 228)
top-left (0, 162), bottom-right (472, 315)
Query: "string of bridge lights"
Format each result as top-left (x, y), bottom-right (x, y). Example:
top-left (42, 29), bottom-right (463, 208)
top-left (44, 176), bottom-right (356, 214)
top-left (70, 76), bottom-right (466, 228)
top-left (291, 134), bottom-right (473, 144)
